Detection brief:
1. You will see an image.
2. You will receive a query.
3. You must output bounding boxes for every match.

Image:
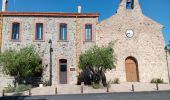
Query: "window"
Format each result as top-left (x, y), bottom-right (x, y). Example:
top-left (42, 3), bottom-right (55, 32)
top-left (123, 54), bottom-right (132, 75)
top-left (35, 23), bottom-right (43, 40)
top-left (60, 59), bottom-right (67, 72)
top-left (126, 0), bottom-right (134, 9)
top-left (60, 23), bottom-right (67, 41)
top-left (12, 22), bottom-right (20, 40)
top-left (85, 24), bottom-right (92, 41)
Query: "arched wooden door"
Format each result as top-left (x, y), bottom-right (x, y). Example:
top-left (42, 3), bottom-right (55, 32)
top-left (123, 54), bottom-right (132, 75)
top-left (125, 57), bottom-right (139, 82)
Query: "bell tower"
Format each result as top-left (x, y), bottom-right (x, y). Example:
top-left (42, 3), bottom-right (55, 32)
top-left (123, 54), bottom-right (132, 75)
top-left (2, 0), bottom-right (8, 12)
top-left (117, 0), bottom-right (142, 14)
top-left (126, 0), bottom-right (134, 9)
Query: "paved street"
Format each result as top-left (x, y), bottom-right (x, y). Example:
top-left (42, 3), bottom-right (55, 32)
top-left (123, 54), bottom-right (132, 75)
top-left (1, 91), bottom-right (170, 100)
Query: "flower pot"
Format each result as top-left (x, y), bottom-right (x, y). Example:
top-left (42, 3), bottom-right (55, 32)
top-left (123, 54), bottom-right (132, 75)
top-left (39, 84), bottom-right (43, 88)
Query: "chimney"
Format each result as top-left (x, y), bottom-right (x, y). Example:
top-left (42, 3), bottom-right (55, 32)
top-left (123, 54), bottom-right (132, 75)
top-left (2, 0), bottom-right (8, 12)
top-left (78, 5), bottom-right (81, 13)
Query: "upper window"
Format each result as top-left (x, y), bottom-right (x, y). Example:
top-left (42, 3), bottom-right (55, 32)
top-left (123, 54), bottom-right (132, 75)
top-left (35, 23), bottom-right (43, 40)
top-left (12, 22), bottom-right (20, 40)
top-left (59, 23), bottom-right (67, 41)
top-left (126, 0), bottom-right (134, 9)
top-left (85, 24), bottom-right (92, 41)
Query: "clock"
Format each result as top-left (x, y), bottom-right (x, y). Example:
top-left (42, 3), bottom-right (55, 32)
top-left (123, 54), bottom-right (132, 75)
top-left (126, 29), bottom-right (134, 38)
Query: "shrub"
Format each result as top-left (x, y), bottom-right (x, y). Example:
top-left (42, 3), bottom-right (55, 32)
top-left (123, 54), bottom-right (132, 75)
top-left (4, 84), bottom-right (32, 93)
top-left (43, 80), bottom-right (50, 86)
top-left (77, 68), bottom-right (92, 85)
top-left (77, 72), bottom-right (83, 85)
top-left (4, 84), bottom-right (15, 93)
top-left (113, 78), bottom-right (120, 84)
top-left (92, 83), bottom-right (102, 89)
top-left (15, 84), bottom-right (32, 92)
top-left (151, 78), bottom-right (164, 84)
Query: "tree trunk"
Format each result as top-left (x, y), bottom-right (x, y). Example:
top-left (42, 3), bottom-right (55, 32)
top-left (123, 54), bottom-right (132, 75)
top-left (14, 77), bottom-right (19, 88)
top-left (101, 72), bottom-right (107, 87)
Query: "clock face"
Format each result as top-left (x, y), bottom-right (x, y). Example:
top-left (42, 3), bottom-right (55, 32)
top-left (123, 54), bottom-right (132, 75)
top-left (126, 30), bottom-right (134, 38)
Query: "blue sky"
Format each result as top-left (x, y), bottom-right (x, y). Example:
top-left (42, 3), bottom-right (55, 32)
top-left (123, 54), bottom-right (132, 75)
top-left (1, 0), bottom-right (170, 45)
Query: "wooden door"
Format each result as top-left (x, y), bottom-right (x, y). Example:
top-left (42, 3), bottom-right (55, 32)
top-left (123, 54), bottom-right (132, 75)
top-left (125, 57), bottom-right (138, 82)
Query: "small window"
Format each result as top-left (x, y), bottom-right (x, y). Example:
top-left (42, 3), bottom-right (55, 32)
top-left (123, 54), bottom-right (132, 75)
top-left (60, 23), bottom-right (67, 41)
top-left (35, 23), bottom-right (43, 40)
top-left (59, 59), bottom-right (67, 72)
top-left (126, 0), bottom-right (134, 9)
top-left (12, 22), bottom-right (20, 40)
top-left (85, 24), bottom-right (92, 41)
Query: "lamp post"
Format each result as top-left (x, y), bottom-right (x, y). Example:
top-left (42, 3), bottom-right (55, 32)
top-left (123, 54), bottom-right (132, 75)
top-left (48, 39), bottom-right (53, 86)
top-left (165, 41), bottom-right (170, 83)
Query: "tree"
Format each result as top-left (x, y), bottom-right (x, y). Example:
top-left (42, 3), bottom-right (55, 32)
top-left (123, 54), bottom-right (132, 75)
top-left (165, 46), bottom-right (170, 55)
top-left (0, 46), bottom-right (42, 85)
top-left (79, 44), bottom-right (116, 86)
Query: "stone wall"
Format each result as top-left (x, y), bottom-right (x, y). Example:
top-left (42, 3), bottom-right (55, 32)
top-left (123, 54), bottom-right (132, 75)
top-left (168, 53), bottom-right (170, 80)
top-left (1, 16), bottom-right (98, 86)
top-left (0, 66), bottom-right (14, 90)
top-left (169, 53), bottom-right (170, 66)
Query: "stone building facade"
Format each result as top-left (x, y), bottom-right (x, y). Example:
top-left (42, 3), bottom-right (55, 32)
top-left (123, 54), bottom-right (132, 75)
top-left (0, 12), bottom-right (98, 86)
top-left (96, 0), bottom-right (168, 82)
top-left (0, 0), bottom-right (169, 87)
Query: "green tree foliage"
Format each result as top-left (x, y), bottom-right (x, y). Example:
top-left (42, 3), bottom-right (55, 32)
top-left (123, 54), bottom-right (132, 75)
top-left (0, 46), bottom-right (42, 83)
top-left (79, 44), bottom-right (116, 86)
top-left (165, 46), bottom-right (170, 54)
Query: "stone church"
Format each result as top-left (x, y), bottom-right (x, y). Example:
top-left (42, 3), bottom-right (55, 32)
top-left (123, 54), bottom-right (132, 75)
top-left (96, 0), bottom-right (168, 83)
top-left (0, 0), bottom-right (169, 87)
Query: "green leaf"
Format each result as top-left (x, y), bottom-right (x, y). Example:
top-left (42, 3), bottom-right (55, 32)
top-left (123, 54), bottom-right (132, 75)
top-left (79, 44), bottom-right (116, 72)
top-left (0, 46), bottom-right (42, 81)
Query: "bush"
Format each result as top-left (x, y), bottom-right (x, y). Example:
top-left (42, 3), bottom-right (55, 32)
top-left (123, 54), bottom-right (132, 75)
top-left (113, 78), bottom-right (120, 84)
top-left (92, 83), bottom-right (102, 89)
top-left (24, 77), bottom-right (42, 87)
top-left (77, 68), bottom-right (92, 85)
top-left (151, 78), bottom-right (164, 84)
top-left (4, 84), bottom-right (15, 93)
top-left (0, 46), bottom-right (42, 84)
top-left (15, 84), bottom-right (32, 92)
top-left (4, 84), bottom-right (32, 93)
top-left (43, 80), bottom-right (50, 86)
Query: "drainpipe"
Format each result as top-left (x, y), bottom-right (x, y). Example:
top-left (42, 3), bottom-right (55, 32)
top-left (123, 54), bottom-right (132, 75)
top-left (0, 14), bottom-right (3, 51)
top-left (75, 15), bottom-right (79, 80)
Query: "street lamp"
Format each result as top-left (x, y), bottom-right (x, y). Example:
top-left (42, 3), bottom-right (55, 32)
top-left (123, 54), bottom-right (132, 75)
top-left (165, 40), bottom-right (170, 83)
top-left (48, 39), bottom-right (53, 86)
